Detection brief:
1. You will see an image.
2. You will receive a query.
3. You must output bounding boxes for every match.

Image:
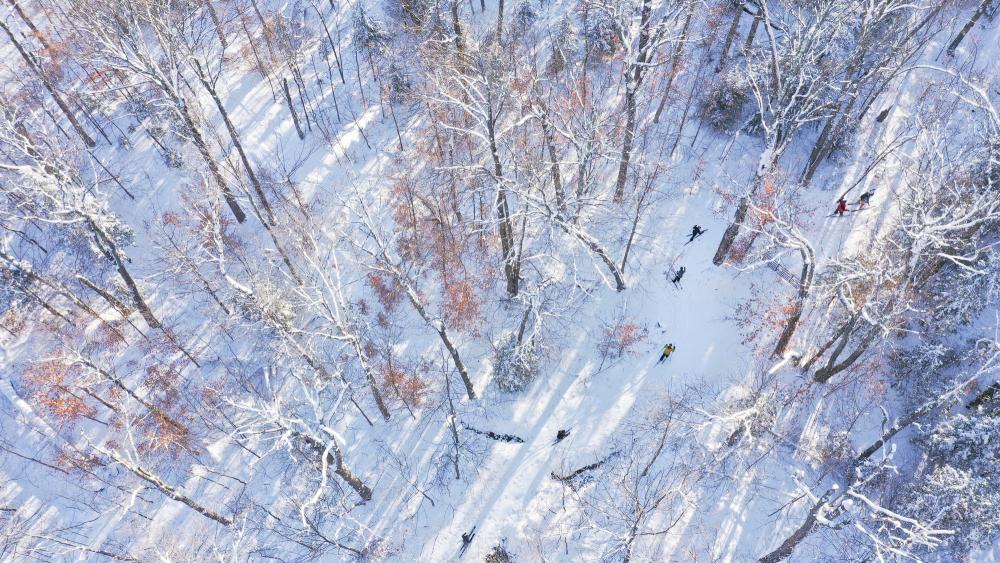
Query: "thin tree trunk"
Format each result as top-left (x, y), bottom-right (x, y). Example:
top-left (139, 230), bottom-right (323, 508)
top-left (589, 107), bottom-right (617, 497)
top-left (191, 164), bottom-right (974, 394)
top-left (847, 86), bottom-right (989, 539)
top-left (314, 5), bottom-right (345, 84)
top-left (394, 272), bottom-right (477, 399)
top-left (653, 7), bottom-right (694, 124)
top-left (0, 19), bottom-right (95, 147)
top-left (444, 370), bottom-right (461, 479)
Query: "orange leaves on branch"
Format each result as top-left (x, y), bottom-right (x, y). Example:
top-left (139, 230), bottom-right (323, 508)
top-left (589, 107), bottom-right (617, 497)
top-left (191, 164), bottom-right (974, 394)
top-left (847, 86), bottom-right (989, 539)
top-left (21, 360), bottom-right (96, 425)
top-left (381, 365), bottom-right (427, 408)
top-left (732, 284), bottom-right (790, 353)
top-left (367, 273), bottom-right (403, 312)
top-left (597, 319), bottom-right (649, 360)
top-left (442, 278), bottom-right (482, 335)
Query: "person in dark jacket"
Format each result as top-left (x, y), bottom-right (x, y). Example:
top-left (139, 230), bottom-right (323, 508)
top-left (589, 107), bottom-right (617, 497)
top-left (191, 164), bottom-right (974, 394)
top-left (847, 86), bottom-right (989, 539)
top-left (687, 225), bottom-right (706, 243)
top-left (857, 190), bottom-right (875, 209)
top-left (671, 266), bottom-right (686, 286)
top-left (460, 527), bottom-right (477, 555)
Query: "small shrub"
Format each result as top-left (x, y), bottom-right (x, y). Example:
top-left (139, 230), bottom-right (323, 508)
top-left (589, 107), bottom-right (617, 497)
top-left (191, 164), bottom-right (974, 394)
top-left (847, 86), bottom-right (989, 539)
top-left (494, 331), bottom-right (539, 392)
top-left (701, 73), bottom-right (749, 133)
top-left (485, 541), bottom-right (516, 563)
top-left (597, 319), bottom-right (648, 362)
top-left (581, 8), bottom-right (622, 61)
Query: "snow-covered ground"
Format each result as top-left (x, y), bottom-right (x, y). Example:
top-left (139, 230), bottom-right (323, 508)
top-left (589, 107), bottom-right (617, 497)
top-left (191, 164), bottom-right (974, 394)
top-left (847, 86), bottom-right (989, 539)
top-left (1, 0), bottom-right (999, 561)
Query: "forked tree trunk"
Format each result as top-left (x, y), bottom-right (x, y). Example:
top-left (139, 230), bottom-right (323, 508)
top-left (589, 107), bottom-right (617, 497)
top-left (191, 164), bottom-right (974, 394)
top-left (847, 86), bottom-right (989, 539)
top-left (294, 429), bottom-right (373, 501)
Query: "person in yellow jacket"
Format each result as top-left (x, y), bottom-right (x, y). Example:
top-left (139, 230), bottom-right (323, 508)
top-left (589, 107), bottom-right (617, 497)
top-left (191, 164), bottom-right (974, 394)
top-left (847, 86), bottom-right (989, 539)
top-left (658, 343), bottom-right (676, 363)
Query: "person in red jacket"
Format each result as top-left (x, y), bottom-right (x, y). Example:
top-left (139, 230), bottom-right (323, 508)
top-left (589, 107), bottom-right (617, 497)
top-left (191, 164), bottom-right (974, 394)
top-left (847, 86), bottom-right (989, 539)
top-left (835, 197), bottom-right (848, 216)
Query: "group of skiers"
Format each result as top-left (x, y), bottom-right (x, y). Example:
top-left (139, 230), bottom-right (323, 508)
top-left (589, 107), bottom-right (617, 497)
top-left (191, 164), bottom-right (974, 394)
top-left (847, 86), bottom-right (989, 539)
top-left (834, 189), bottom-right (875, 216)
top-left (671, 224), bottom-right (705, 287)
top-left (661, 224), bottom-right (709, 361)
top-left (459, 196), bottom-right (882, 551)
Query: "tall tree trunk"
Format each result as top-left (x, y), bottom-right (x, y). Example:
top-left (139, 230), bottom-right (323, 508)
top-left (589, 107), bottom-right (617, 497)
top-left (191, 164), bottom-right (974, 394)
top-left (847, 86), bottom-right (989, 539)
top-left (174, 98), bottom-right (247, 224)
top-left (444, 369), bottom-right (462, 479)
top-left (713, 197), bottom-right (749, 265)
top-left (536, 102), bottom-right (565, 211)
top-left (487, 109), bottom-right (519, 297)
top-left (742, 7), bottom-right (761, 54)
top-left (6, 0), bottom-right (51, 50)
top-left (451, 0), bottom-right (466, 59)
top-left (192, 61), bottom-right (277, 225)
top-left (202, 0), bottom-right (227, 49)
top-left (613, 0), bottom-right (656, 202)
top-left (0, 18), bottom-right (95, 148)
top-left (101, 447), bottom-right (233, 525)
top-left (715, 1), bottom-right (743, 73)
top-left (496, 0), bottom-right (505, 38)
top-left (946, 0), bottom-right (992, 55)
top-left (283, 77), bottom-right (306, 140)
top-left (614, 88), bottom-right (639, 201)
top-left (87, 218), bottom-right (161, 329)
top-left (392, 271), bottom-right (477, 399)
top-left (653, 7), bottom-right (694, 124)
top-left (757, 489), bottom-right (834, 563)
top-left (772, 248), bottom-right (813, 357)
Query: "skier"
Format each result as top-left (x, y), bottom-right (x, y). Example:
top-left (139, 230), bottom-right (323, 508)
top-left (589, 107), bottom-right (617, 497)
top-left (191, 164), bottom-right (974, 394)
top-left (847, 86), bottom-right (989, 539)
top-left (658, 343), bottom-right (676, 363)
top-left (687, 224), bottom-right (706, 243)
top-left (834, 197), bottom-right (848, 217)
top-left (857, 190), bottom-right (875, 209)
top-left (460, 527), bottom-right (477, 556)
top-left (555, 429), bottom-right (570, 443)
top-left (671, 266), bottom-right (686, 286)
